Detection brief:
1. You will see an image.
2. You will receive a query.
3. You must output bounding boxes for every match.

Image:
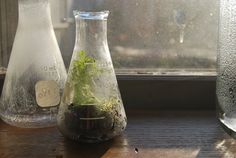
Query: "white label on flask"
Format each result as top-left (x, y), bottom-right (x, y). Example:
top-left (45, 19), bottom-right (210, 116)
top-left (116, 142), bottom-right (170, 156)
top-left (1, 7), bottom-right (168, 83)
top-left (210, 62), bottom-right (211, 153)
top-left (35, 80), bottom-right (60, 107)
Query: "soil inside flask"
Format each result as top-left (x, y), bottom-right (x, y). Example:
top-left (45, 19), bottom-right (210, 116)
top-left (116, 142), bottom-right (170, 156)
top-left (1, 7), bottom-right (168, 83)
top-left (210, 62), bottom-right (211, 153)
top-left (64, 104), bottom-right (118, 142)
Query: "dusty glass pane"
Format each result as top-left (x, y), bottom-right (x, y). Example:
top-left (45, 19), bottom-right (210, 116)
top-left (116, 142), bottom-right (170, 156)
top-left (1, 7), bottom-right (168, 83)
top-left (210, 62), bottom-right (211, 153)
top-left (47, 0), bottom-right (219, 73)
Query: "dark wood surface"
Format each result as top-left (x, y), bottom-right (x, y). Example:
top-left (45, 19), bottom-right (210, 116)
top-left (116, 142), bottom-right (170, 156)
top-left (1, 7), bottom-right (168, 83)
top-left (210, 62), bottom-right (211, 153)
top-left (0, 110), bottom-right (235, 158)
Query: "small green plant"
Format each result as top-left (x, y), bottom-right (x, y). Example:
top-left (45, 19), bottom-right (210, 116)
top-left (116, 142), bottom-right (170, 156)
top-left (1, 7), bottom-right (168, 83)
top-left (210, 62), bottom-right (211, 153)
top-left (69, 50), bottom-right (120, 110)
top-left (70, 50), bottom-right (100, 105)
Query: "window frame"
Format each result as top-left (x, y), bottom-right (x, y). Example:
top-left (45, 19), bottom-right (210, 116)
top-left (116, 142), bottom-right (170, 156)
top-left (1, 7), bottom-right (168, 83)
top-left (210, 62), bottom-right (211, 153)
top-left (117, 73), bottom-right (216, 110)
top-left (0, 0), bottom-right (18, 68)
top-left (0, 73), bottom-right (216, 110)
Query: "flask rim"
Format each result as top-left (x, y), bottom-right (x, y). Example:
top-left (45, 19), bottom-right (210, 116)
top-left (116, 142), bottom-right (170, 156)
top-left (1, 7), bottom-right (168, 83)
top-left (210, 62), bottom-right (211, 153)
top-left (73, 10), bottom-right (109, 20)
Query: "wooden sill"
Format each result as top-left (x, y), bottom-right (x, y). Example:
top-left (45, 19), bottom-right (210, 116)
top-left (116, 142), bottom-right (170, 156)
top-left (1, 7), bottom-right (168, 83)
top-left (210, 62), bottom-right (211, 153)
top-left (0, 110), bottom-right (234, 158)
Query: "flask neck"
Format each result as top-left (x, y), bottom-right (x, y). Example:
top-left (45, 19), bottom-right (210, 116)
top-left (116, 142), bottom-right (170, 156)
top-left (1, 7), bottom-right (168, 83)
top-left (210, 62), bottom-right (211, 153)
top-left (76, 19), bottom-right (108, 46)
top-left (74, 11), bottom-right (109, 49)
top-left (18, 0), bottom-right (53, 29)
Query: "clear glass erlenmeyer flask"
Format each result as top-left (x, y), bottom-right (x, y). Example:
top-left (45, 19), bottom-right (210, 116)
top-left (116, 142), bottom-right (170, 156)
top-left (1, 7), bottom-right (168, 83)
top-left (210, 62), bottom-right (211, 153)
top-left (0, 0), bottom-right (67, 128)
top-left (57, 11), bottom-right (127, 143)
top-left (217, 0), bottom-right (236, 137)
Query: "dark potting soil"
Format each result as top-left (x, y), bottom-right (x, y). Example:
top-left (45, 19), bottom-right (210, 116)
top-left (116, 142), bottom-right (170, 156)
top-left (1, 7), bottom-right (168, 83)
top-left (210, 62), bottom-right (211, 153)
top-left (62, 104), bottom-right (126, 142)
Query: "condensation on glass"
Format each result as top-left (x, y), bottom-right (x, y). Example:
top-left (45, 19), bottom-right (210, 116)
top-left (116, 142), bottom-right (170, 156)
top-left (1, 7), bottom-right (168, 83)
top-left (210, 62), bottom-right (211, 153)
top-left (57, 11), bottom-right (127, 143)
top-left (0, 0), bottom-right (67, 128)
top-left (217, 0), bottom-right (236, 137)
top-left (54, 0), bottom-right (219, 71)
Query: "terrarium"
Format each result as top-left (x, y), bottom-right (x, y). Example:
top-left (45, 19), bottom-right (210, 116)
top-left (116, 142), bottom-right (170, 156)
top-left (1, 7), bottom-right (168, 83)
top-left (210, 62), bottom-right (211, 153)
top-left (0, 0), bottom-right (67, 128)
top-left (57, 11), bottom-right (127, 143)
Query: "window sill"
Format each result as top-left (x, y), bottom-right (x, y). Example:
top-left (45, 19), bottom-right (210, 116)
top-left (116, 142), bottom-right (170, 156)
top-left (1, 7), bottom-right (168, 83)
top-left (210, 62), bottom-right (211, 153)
top-left (0, 110), bottom-right (232, 158)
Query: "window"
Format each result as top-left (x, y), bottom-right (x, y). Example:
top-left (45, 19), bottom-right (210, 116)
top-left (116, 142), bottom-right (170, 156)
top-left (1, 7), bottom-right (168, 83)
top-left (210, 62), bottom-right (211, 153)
top-left (51, 0), bottom-right (218, 75)
top-left (0, 0), bottom-right (218, 109)
top-left (0, 0), bottom-right (218, 73)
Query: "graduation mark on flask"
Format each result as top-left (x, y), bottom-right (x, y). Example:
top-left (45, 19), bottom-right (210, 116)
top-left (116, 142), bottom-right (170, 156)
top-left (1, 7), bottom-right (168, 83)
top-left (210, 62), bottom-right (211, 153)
top-left (41, 65), bottom-right (58, 77)
top-left (80, 117), bottom-right (105, 120)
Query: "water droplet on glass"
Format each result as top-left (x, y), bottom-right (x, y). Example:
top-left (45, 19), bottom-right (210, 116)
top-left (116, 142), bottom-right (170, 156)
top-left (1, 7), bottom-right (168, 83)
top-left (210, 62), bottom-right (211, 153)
top-left (229, 88), bottom-right (233, 94)
top-left (115, 110), bottom-right (119, 116)
top-left (173, 9), bottom-right (186, 44)
top-left (179, 28), bottom-right (185, 43)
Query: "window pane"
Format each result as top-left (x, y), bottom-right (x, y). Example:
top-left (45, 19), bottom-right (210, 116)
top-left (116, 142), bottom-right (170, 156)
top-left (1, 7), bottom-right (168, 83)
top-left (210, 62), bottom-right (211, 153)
top-left (52, 0), bottom-right (218, 73)
top-left (0, 0), bottom-right (218, 74)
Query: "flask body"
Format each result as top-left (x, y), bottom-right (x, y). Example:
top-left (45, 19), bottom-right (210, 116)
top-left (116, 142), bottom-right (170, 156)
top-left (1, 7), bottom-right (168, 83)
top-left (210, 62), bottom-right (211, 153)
top-left (57, 11), bottom-right (127, 142)
top-left (0, 0), bottom-right (67, 128)
top-left (217, 0), bottom-right (236, 136)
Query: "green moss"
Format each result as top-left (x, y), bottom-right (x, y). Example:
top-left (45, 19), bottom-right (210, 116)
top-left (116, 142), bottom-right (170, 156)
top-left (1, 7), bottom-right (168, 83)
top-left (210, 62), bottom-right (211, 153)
top-left (69, 51), bottom-right (100, 105)
top-left (69, 50), bottom-right (120, 111)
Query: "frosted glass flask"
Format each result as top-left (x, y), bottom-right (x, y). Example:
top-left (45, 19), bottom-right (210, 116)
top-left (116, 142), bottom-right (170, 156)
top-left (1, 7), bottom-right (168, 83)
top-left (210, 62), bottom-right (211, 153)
top-left (0, 0), bottom-right (67, 128)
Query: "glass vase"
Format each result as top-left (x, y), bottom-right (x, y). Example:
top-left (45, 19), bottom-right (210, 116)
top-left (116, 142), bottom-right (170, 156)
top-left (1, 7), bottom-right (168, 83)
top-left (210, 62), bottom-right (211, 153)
top-left (57, 11), bottom-right (127, 143)
top-left (0, 0), bottom-right (67, 128)
top-left (217, 0), bottom-right (236, 137)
